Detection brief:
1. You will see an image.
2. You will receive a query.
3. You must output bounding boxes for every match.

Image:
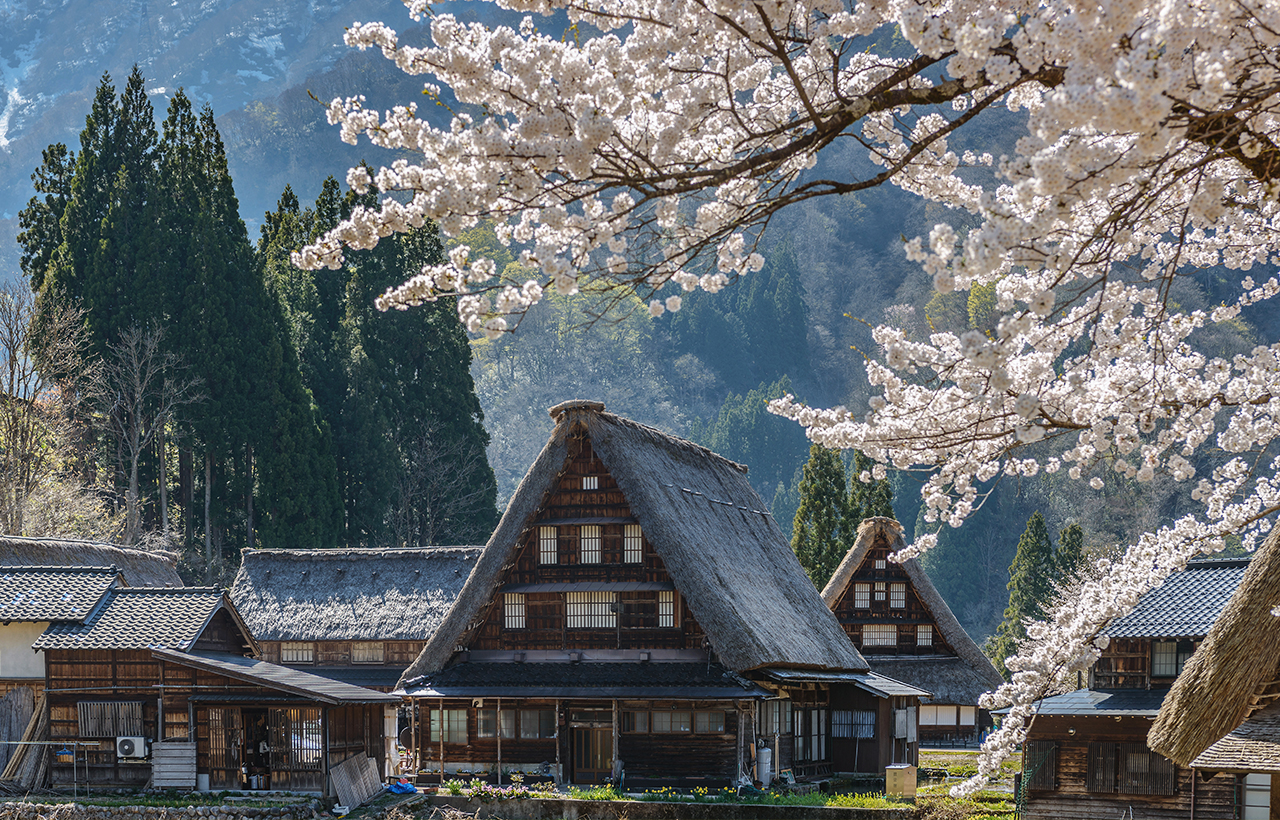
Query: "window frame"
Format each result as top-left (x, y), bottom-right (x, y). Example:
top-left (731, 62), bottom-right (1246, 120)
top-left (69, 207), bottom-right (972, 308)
top-left (519, 709), bottom-right (556, 739)
top-left (624, 524), bottom-right (643, 563)
top-left (351, 641), bottom-right (384, 664)
top-left (580, 525), bottom-right (602, 564)
top-left (917, 624), bottom-right (933, 646)
top-left (862, 624), bottom-right (897, 647)
top-left (428, 709), bottom-right (468, 745)
top-left (657, 590), bottom-right (676, 628)
top-left (853, 583), bottom-right (870, 608)
top-left (566, 591), bottom-right (616, 628)
top-left (890, 583), bottom-right (906, 609)
top-left (539, 526), bottom-right (558, 565)
top-left (504, 593), bottom-right (526, 629)
top-left (280, 641), bottom-right (315, 664)
top-left (477, 709), bottom-right (516, 739)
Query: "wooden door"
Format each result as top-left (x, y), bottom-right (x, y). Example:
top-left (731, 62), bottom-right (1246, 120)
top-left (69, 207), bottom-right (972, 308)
top-left (269, 706), bottom-right (324, 792)
top-left (572, 727), bottom-right (613, 784)
top-left (207, 707), bottom-right (243, 789)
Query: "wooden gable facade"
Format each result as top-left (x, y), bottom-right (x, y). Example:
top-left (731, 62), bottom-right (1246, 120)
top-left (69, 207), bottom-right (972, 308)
top-left (821, 518), bottom-right (1004, 744)
top-left (398, 401), bottom-right (902, 788)
top-left (36, 588), bottom-right (397, 793)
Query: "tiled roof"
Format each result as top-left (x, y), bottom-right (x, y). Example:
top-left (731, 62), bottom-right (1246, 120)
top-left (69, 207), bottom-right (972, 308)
top-left (401, 661), bottom-right (770, 699)
top-left (762, 667), bottom-right (931, 698)
top-left (307, 666), bottom-right (405, 690)
top-left (1191, 700), bottom-right (1280, 772)
top-left (0, 565), bottom-right (119, 622)
top-left (154, 649), bottom-right (400, 705)
top-left (33, 587), bottom-right (225, 650)
top-left (1108, 559), bottom-right (1249, 639)
top-left (1017, 687), bottom-right (1170, 717)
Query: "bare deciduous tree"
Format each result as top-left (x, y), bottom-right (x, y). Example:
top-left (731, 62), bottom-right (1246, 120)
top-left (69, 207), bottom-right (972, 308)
top-left (390, 424), bottom-right (496, 547)
top-left (93, 324), bottom-right (203, 546)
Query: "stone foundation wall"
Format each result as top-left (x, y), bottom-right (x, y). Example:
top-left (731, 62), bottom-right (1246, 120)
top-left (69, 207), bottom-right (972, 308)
top-left (0, 801), bottom-right (323, 820)
top-left (425, 795), bottom-right (914, 820)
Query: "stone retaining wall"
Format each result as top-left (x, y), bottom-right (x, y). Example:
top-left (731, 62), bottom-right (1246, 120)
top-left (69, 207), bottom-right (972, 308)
top-left (425, 795), bottom-right (915, 820)
top-left (0, 801), bottom-right (323, 820)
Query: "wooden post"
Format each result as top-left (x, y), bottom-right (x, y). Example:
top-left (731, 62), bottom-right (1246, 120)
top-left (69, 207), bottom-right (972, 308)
top-left (409, 699), bottom-right (416, 778)
top-left (555, 699), bottom-right (562, 785)
top-left (322, 706), bottom-right (331, 798)
top-left (439, 698), bottom-right (445, 781)
top-left (497, 697), bottom-right (502, 785)
top-left (611, 700), bottom-right (619, 784)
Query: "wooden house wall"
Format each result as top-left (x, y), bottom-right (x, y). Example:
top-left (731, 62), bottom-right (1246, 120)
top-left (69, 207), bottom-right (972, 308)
top-left (1023, 715), bottom-right (1234, 820)
top-left (470, 436), bottom-right (706, 653)
top-left (829, 532), bottom-right (959, 661)
top-left (411, 697), bottom-right (743, 785)
top-left (193, 610), bottom-right (253, 654)
top-left (1090, 638), bottom-right (1199, 690)
top-left (257, 640), bottom-right (424, 667)
top-left (830, 684), bottom-right (884, 774)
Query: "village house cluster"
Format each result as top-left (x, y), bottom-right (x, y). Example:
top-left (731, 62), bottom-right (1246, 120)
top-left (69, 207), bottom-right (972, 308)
top-left (1, 400), bottom-right (1277, 817)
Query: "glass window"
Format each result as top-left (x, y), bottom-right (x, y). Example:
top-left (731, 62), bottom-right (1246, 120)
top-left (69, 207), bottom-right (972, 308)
top-left (519, 709), bottom-right (556, 739)
top-left (477, 709), bottom-right (515, 738)
top-left (1152, 641), bottom-right (1176, 676)
top-left (658, 590), bottom-right (676, 627)
top-left (695, 711), bottom-right (725, 733)
top-left (863, 624), bottom-right (897, 646)
top-left (890, 583), bottom-right (906, 609)
top-left (281, 642), bottom-right (314, 663)
top-left (622, 711), bottom-right (649, 733)
top-left (566, 591), bottom-right (616, 628)
top-left (428, 709), bottom-right (467, 744)
top-left (832, 710), bottom-right (853, 738)
top-left (851, 709), bottom-right (875, 739)
top-left (352, 641), bottom-right (384, 663)
top-left (917, 624), bottom-right (933, 645)
top-left (504, 593), bottom-right (526, 629)
top-left (960, 706), bottom-right (977, 726)
top-left (853, 583), bottom-right (870, 608)
top-left (580, 525), bottom-right (601, 564)
top-left (624, 524), bottom-right (643, 563)
top-left (652, 711), bottom-right (692, 733)
top-left (583, 476), bottom-right (598, 490)
top-left (539, 526), bottom-right (558, 564)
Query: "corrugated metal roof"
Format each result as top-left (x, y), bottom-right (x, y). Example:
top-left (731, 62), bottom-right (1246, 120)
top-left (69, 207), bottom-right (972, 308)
top-left (0, 565), bottom-right (119, 622)
top-left (762, 668), bottom-right (931, 699)
top-left (1108, 559), bottom-right (1249, 639)
top-left (154, 649), bottom-right (400, 704)
top-left (33, 587), bottom-right (224, 650)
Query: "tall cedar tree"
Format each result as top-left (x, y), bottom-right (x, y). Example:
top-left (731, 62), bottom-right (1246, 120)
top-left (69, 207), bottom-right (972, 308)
top-left (260, 178), bottom-right (497, 546)
top-left (988, 511), bottom-right (1057, 680)
top-left (17, 142), bottom-right (76, 292)
top-left (791, 443), bottom-right (851, 588)
top-left (1054, 523), bottom-right (1086, 586)
top-left (692, 376), bottom-right (808, 503)
top-left (849, 449), bottom-right (895, 526)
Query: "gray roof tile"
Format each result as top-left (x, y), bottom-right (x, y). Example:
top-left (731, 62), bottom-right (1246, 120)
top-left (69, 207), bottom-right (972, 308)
top-left (0, 565), bottom-right (119, 622)
top-left (1021, 687), bottom-right (1169, 716)
top-left (33, 587), bottom-right (225, 650)
top-left (1108, 559), bottom-right (1249, 639)
top-left (154, 649), bottom-right (400, 704)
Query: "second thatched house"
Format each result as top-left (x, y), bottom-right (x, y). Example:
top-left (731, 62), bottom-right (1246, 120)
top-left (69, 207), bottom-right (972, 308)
top-left (820, 517), bottom-right (1003, 743)
top-left (1149, 522), bottom-right (1280, 817)
top-left (395, 401), bottom-right (926, 788)
top-left (230, 547), bottom-right (482, 691)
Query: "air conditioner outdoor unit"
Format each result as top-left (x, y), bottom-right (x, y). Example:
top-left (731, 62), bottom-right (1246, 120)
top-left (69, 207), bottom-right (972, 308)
top-left (116, 736), bottom-right (148, 759)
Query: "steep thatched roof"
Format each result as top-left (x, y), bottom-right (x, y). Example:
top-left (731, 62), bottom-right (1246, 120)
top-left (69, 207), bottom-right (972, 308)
top-left (1149, 522), bottom-right (1280, 766)
top-left (1189, 700), bottom-right (1280, 773)
top-left (230, 547), bottom-right (483, 641)
top-left (821, 517), bottom-right (1004, 699)
top-left (400, 401), bottom-right (867, 686)
top-left (0, 536), bottom-right (181, 587)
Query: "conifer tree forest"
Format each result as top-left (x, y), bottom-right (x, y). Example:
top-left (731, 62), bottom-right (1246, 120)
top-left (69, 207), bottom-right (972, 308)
top-left (14, 68), bottom-right (497, 582)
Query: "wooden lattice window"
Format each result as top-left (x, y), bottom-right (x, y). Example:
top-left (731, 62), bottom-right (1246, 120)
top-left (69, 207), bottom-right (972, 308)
top-left (890, 583), bottom-right (906, 608)
top-left (658, 590), bottom-right (675, 627)
top-left (77, 702), bottom-right (143, 737)
top-left (863, 624), bottom-right (896, 646)
top-left (539, 526), bottom-right (558, 564)
top-left (504, 593), bottom-right (526, 629)
top-left (580, 525), bottom-right (602, 563)
top-left (875, 559), bottom-right (886, 569)
top-left (352, 642), bottom-right (384, 663)
top-left (624, 524), bottom-right (643, 563)
top-left (853, 583), bottom-right (870, 608)
top-left (1087, 741), bottom-right (1117, 793)
top-left (1024, 741), bottom-right (1058, 791)
top-left (851, 709), bottom-right (876, 739)
top-left (874, 582), bottom-right (886, 601)
top-left (281, 642), bottom-right (314, 663)
top-left (1119, 743), bottom-right (1176, 795)
top-left (917, 624), bottom-right (933, 645)
top-left (832, 710), bottom-right (853, 738)
top-left (582, 476), bottom-right (598, 490)
top-left (567, 591), bottom-right (616, 628)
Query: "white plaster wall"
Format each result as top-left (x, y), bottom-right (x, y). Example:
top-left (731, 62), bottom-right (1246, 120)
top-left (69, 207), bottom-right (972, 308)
top-left (0, 623), bottom-right (47, 680)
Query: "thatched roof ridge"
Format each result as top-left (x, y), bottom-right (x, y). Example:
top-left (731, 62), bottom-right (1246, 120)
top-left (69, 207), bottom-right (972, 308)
top-left (399, 403), bottom-right (866, 686)
top-left (0, 536), bottom-right (181, 587)
top-left (1149, 522), bottom-right (1280, 766)
top-left (230, 547), bottom-right (483, 641)
top-left (821, 517), bottom-right (1004, 693)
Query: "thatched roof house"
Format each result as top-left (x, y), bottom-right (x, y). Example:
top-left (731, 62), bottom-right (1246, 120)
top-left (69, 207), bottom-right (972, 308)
top-left (820, 517), bottom-right (1003, 707)
top-left (0, 536), bottom-right (181, 587)
top-left (400, 400), bottom-right (866, 686)
top-left (1149, 523), bottom-right (1280, 767)
top-left (230, 547), bottom-right (482, 642)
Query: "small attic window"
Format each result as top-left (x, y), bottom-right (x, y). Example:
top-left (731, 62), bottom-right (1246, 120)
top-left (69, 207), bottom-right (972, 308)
top-left (281, 642), bottom-right (314, 664)
top-left (853, 583), bottom-right (870, 608)
top-left (917, 625), bottom-right (933, 646)
top-left (539, 526), bottom-right (558, 565)
top-left (353, 642), bottom-right (384, 664)
top-left (874, 582), bottom-right (886, 601)
top-left (624, 524), bottom-right (643, 563)
top-left (874, 559), bottom-right (886, 570)
top-left (890, 583), bottom-right (906, 609)
top-left (580, 525), bottom-right (602, 564)
top-left (582, 476), bottom-right (599, 490)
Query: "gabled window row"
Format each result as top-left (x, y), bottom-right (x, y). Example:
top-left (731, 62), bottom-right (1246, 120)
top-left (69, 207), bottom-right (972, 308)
top-left (537, 524), bottom-right (645, 565)
top-left (503, 590), bottom-right (678, 629)
top-left (621, 710), bottom-right (726, 734)
top-left (852, 582), bottom-right (907, 609)
top-left (279, 641), bottom-right (385, 664)
top-left (858, 624), bottom-right (933, 648)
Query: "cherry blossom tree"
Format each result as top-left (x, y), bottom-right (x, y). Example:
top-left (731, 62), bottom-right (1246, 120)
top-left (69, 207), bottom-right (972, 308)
top-left (297, 0), bottom-right (1280, 790)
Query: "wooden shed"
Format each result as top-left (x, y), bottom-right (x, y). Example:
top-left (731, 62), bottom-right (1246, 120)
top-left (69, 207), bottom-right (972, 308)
top-left (395, 400), bottom-right (924, 787)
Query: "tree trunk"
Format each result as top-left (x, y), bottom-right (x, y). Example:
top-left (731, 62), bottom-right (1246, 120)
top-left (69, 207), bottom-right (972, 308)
top-left (179, 446), bottom-right (193, 549)
top-left (246, 443), bottom-right (254, 550)
top-left (204, 452), bottom-right (212, 584)
top-left (158, 427), bottom-right (169, 537)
